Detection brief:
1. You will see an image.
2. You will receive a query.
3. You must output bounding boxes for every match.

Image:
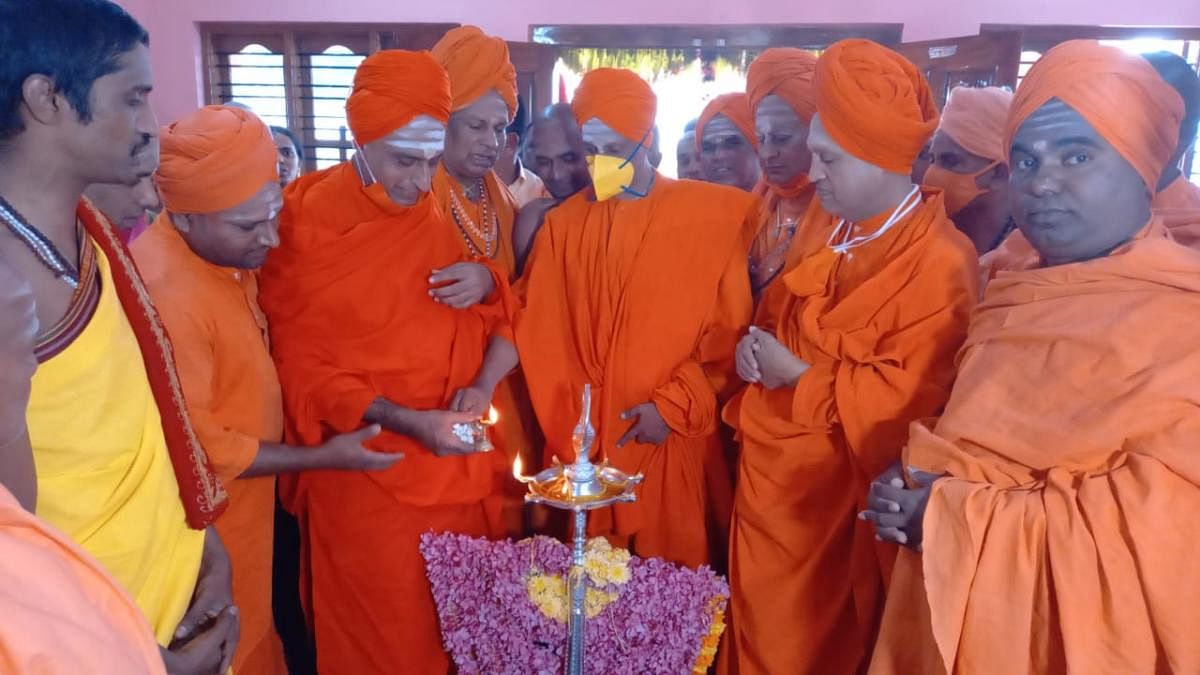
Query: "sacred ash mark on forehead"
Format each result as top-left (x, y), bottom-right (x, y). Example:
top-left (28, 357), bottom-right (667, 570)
top-left (702, 115), bottom-right (746, 143)
top-left (581, 118), bottom-right (631, 149)
top-left (378, 115), bottom-right (447, 159)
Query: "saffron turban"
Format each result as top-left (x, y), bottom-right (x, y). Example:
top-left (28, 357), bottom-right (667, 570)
top-left (156, 105), bottom-right (277, 214)
top-left (345, 50), bottom-right (451, 146)
top-left (814, 39), bottom-right (939, 174)
top-left (1005, 40), bottom-right (1184, 192)
top-left (746, 48), bottom-right (819, 121)
top-left (431, 25), bottom-right (518, 116)
top-left (939, 86), bottom-right (1013, 164)
top-left (572, 68), bottom-right (657, 144)
top-left (695, 92), bottom-right (759, 152)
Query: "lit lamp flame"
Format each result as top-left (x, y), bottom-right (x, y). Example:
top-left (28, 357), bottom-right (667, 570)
top-left (512, 455), bottom-right (533, 483)
top-left (484, 405), bottom-right (499, 426)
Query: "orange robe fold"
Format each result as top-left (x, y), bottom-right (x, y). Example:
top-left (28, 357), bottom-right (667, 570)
top-left (431, 162), bottom-right (536, 538)
top-left (723, 191), bottom-right (978, 675)
top-left (0, 485), bottom-right (166, 674)
top-left (131, 216), bottom-right (287, 675)
top-left (1156, 175), bottom-right (1200, 248)
top-left (870, 219), bottom-right (1200, 675)
top-left (259, 162), bottom-right (512, 674)
top-left (516, 176), bottom-right (756, 569)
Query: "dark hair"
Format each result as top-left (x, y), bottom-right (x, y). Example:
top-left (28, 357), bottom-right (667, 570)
top-left (0, 0), bottom-right (149, 141)
top-left (684, 118), bottom-right (698, 134)
top-left (270, 125), bottom-right (305, 163)
top-left (1143, 51), bottom-right (1200, 149)
top-left (507, 94), bottom-right (529, 143)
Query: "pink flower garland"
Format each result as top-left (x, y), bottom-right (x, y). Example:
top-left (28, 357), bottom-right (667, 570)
top-left (420, 533), bottom-right (729, 674)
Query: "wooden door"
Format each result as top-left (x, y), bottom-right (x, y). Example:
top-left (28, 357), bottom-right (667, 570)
top-left (507, 42), bottom-right (559, 114)
top-left (894, 32), bottom-right (1022, 108)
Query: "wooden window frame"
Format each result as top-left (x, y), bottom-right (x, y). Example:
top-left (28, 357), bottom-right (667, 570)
top-left (201, 22), bottom-right (459, 171)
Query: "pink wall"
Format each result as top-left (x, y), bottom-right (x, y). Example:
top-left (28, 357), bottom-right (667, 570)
top-left (118, 0), bottom-right (1200, 124)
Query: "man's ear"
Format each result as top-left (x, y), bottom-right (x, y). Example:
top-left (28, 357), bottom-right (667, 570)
top-left (21, 74), bottom-right (64, 127)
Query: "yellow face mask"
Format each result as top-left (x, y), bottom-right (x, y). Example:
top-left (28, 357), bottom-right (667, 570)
top-left (586, 153), bottom-right (639, 202)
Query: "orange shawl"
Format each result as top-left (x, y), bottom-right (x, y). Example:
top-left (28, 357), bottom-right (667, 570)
top-left (258, 162), bottom-right (512, 508)
top-left (723, 191), bottom-right (977, 673)
top-left (871, 219), bottom-right (1200, 674)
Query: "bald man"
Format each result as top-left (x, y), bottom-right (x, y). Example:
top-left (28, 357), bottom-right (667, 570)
top-left (514, 102), bottom-right (591, 274)
top-left (495, 95), bottom-right (549, 209)
top-left (677, 118), bottom-right (704, 180)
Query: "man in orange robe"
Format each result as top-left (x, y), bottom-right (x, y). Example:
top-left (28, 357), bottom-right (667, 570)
top-left (984, 50), bottom-right (1200, 275)
top-left (722, 39), bottom-right (978, 675)
top-left (259, 50), bottom-right (518, 675)
top-left (696, 93), bottom-right (761, 191)
top-left (516, 67), bottom-right (755, 569)
top-left (922, 87), bottom-right (1015, 254)
top-left (132, 104), bottom-right (404, 675)
top-left (431, 25), bottom-right (537, 537)
top-left (743, 48), bottom-right (820, 319)
top-left (865, 40), bottom-right (1200, 674)
top-left (430, 25), bottom-right (520, 282)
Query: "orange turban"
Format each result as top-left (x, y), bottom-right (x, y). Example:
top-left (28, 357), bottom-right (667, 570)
top-left (746, 48), bottom-right (818, 121)
top-left (345, 50), bottom-right (451, 146)
top-left (572, 68), bottom-right (657, 144)
top-left (1005, 40), bottom-right (1184, 192)
top-left (695, 93), bottom-right (759, 152)
top-left (814, 39), bottom-right (938, 174)
top-left (939, 86), bottom-right (1013, 164)
top-left (156, 105), bottom-right (277, 214)
top-left (431, 26), bottom-right (517, 116)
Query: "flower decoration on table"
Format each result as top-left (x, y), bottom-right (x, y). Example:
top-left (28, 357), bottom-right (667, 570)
top-left (420, 532), bottom-right (729, 674)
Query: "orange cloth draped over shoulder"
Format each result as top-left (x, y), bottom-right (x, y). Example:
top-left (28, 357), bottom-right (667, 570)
top-left (135, 103), bottom-right (287, 675)
top-left (744, 48), bottom-right (820, 324)
top-left (0, 485), bottom-right (167, 674)
top-left (695, 93), bottom-right (759, 152)
top-left (980, 42), bottom-right (1194, 288)
top-left (870, 40), bottom-right (1200, 675)
top-left (431, 28), bottom-right (532, 538)
top-left (517, 67), bottom-right (756, 569)
top-left (259, 50), bottom-right (511, 675)
top-left (721, 39), bottom-right (977, 675)
top-left (869, 221), bottom-right (1200, 675)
